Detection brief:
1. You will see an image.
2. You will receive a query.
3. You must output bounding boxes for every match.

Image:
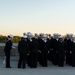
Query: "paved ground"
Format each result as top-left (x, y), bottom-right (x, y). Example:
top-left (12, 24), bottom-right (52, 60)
top-left (0, 43), bottom-right (74, 75)
top-left (0, 57), bottom-right (75, 75)
top-left (0, 43), bottom-right (18, 46)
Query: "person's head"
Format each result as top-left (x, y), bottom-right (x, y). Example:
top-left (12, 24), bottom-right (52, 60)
top-left (21, 35), bottom-right (27, 41)
top-left (66, 33), bottom-right (70, 38)
top-left (27, 33), bottom-right (33, 39)
top-left (43, 34), bottom-right (48, 40)
top-left (8, 34), bottom-right (14, 40)
top-left (34, 33), bottom-right (38, 38)
top-left (48, 34), bottom-right (51, 38)
top-left (23, 32), bottom-right (26, 36)
top-left (27, 32), bottom-right (31, 36)
top-left (72, 35), bottom-right (75, 41)
top-left (59, 36), bottom-right (64, 41)
top-left (70, 34), bottom-right (73, 39)
top-left (66, 33), bottom-right (73, 39)
top-left (53, 33), bottom-right (59, 39)
top-left (39, 33), bottom-right (44, 39)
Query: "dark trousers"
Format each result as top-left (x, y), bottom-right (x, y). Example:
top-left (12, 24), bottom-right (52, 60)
top-left (38, 52), bottom-right (42, 65)
top-left (58, 53), bottom-right (65, 67)
top-left (27, 54), bottom-right (31, 67)
top-left (41, 52), bottom-right (48, 67)
top-left (52, 51), bottom-right (58, 65)
top-left (30, 53), bottom-right (38, 68)
top-left (5, 51), bottom-right (10, 68)
top-left (66, 51), bottom-right (72, 65)
top-left (18, 53), bottom-right (27, 69)
top-left (72, 54), bottom-right (75, 67)
top-left (48, 50), bottom-right (53, 62)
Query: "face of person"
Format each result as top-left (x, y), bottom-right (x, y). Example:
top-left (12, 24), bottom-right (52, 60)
top-left (40, 35), bottom-right (43, 39)
top-left (72, 37), bottom-right (75, 41)
top-left (43, 37), bottom-right (47, 40)
top-left (8, 37), bottom-right (13, 40)
top-left (67, 35), bottom-right (72, 39)
top-left (35, 34), bottom-right (38, 38)
top-left (48, 35), bottom-right (51, 38)
top-left (29, 36), bottom-right (33, 39)
top-left (59, 38), bottom-right (64, 41)
top-left (54, 35), bottom-right (58, 39)
top-left (66, 35), bottom-right (69, 38)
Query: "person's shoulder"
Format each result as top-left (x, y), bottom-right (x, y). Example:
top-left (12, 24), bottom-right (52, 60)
top-left (7, 40), bottom-right (12, 43)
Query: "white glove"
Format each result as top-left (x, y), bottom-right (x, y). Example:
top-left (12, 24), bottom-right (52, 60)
top-left (12, 46), bottom-right (16, 49)
top-left (3, 57), bottom-right (6, 64)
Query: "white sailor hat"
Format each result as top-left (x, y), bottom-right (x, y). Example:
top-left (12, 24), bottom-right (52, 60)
top-left (22, 35), bottom-right (27, 38)
top-left (53, 33), bottom-right (59, 36)
top-left (27, 32), bottom-right (32, 35)
top-left (66, 33), bottom-right (70, 36)
top-left (28, 33), bottom-right (33, 37)
top-left (8, 34), bottom-right (14, 38)
top-left (72, 35), bottom-right (75, 38)
top-left (66, 33), bottom-right (73, 36)
top-left (43, 34), bottom-right (47, 37)
top-left (39, 33), bottom-right (44, 36)
top-left (70, 33), bottom-right (73, 36)
top-left (59, 36), bottom-right (64, 38)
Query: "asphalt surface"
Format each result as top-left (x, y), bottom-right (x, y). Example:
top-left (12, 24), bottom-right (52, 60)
top-left (0, 57), bottom-right (75, 75)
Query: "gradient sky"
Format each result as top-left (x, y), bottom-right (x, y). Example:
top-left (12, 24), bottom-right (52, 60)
top-left (0, 0), bottom-right (75, 36)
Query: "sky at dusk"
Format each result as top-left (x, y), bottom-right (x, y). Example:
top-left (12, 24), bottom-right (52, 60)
top-left (0, 0), bottom-right (75, 36)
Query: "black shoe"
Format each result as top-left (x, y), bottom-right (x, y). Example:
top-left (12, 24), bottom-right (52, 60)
top-left (6, 66), bottom-right (12, 68)
top-left (22, 67), bottom-right (26, 69)
top-left (58, 65), bottom-right (64, 67)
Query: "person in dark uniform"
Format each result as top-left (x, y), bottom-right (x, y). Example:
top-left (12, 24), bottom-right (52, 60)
top-left (18, 35), bottom-right (29, 69)
top-left (4, 34), bottom-right (14, 68)
top-left (56, 36), bottom-right (67, 67)
top-left (47, 34), bottom-right (53, 62)
top-left (34, 33), bottom-right (39, 39)
top-left (38, 33), bottom-right (44, 66)
top-left (27, 33), bottom-right (39, 68)
top-left (40, 34), bottom-right (50, 67)
top-left (64, 33), bottom-right (73, 65)
top-left (71, 35), bottom-right (75, 67)
top-left (51, 33), bottom-right (59, 65)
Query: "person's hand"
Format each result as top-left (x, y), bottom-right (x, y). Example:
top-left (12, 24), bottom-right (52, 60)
top-left (48, 51), bottom-right (50, 53)
top-left (38, 50), bottom-right (42, 53)
top-left (27, 54), bottom-right (29, 56)
top-left (12, 46), bottom-right (16, 49)
top-left (70, 51), bottom-right (72, 54)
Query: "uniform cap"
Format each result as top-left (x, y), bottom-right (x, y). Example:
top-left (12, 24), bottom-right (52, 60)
top-left (59, 36), bottom-right (64, 38)
top-left (8, 34), bottom-right (14, 38)
top-left (39, 33), bottom-right (44, 36)
top-left (43, 34), bottom-right (47, 37)
top-left (66, 33), bottom-right (73, 36)
top-left (53, 33), bottom-right (59, 36)
top-left (72, 35), bottom-right (75, 38)
top-left (22, 35), bottom-right (27, 38)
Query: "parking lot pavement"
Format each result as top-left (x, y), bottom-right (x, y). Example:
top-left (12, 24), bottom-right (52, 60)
top-left (0, 57), bottom-right (75, 75)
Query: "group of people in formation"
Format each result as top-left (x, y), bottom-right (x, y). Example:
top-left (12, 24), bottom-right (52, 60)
top-left (4, 32), bottom-right (75, 69)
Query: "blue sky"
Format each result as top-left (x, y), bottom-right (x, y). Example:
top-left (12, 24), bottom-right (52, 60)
top-left (0, 0), bottom-right (75, 36)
